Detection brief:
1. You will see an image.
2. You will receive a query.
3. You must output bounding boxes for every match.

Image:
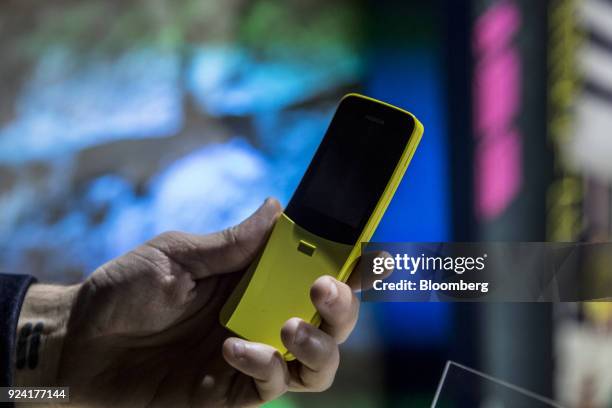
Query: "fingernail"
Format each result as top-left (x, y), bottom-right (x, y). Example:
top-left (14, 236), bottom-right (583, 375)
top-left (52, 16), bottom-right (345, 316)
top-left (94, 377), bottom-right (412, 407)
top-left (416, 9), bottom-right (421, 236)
top-left (326, 279), bottom-right (338, 305)
top-left (294, 324), bottom-right (308, 345)
top-left (232, 340), bottom-right (246, 358)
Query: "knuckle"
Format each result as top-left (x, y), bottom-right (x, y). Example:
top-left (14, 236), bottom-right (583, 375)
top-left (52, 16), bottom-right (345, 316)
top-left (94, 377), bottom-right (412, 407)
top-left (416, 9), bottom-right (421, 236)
top-left (223, 225), bottom-right (252, 260)
top-left (156, 230), bottom-right (183, 245)
top-left (347, 293), bottom-right (360, 324)
top-left (321, 375), bottom-right (336, 392)
top-left (130, 246), bottom-right (178, 293)
top-left (328, 344), bottom-right (340, 367)
top-left (222, 226), bottom-right (238, 245)
top-left (318, 356), bottom-right (339, 392)
top-left (315, 379), bottom-right (334, 392)
top-left (267, 351), bottom-right (284, 373)
top-left (321, 344), bottom-right (340, 373)
top-left (334, 291), bottom-right (360, 331)
top-left (275, 379), bottom-right (289, 396)
top-left (306, 372), bottom-right (336, 393)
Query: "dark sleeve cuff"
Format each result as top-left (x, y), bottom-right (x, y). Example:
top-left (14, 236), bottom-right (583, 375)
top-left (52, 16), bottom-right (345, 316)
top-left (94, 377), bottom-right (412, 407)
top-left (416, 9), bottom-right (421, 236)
top-left (0, 274), bottom-right (37, 387)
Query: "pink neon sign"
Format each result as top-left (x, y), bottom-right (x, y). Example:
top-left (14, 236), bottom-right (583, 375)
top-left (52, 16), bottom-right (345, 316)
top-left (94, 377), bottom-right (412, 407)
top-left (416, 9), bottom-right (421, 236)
top-left (473, 0), bottom-right (523, 220)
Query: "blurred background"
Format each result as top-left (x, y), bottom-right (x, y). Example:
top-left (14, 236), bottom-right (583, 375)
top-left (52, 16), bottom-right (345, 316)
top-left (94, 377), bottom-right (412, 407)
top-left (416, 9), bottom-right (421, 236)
top-left (1, 0), bottom-right (611, 406)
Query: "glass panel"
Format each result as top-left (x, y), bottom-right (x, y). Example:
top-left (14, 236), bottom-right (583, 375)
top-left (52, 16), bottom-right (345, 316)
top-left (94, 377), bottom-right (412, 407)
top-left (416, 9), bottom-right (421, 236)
top-left (432, 361), bottom-right (563, 408)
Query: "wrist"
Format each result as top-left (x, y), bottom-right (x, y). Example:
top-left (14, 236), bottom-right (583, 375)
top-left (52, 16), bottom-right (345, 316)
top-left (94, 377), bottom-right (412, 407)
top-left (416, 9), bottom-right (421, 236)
top-left (14, 284), bottom-right (80, 387)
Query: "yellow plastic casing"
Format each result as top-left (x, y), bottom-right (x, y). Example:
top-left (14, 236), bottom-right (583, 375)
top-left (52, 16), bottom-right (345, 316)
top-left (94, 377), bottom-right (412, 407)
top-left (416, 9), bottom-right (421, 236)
top-left (220, 94), bottom-right (424, 358)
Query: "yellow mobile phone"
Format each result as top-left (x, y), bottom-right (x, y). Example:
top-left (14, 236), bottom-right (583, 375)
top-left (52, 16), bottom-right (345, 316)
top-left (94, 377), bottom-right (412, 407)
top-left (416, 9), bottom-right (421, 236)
top-left (220, 93), bottom-right (423, 358)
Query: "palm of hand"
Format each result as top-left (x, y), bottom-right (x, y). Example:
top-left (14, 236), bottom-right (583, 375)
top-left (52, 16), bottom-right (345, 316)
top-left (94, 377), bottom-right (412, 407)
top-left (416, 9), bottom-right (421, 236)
top-left (53, 199), bottom-right (361, 407)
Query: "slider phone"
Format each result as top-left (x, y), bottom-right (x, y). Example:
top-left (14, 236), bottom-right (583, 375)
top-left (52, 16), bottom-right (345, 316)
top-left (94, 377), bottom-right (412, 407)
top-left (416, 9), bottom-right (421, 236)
top-left (220, 93), bottom-right (424, 358)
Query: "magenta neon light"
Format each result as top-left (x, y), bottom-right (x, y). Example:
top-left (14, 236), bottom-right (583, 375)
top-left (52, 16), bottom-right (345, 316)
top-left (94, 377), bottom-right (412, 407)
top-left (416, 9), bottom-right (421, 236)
top-left (473, 0), bottom-right (523, 220)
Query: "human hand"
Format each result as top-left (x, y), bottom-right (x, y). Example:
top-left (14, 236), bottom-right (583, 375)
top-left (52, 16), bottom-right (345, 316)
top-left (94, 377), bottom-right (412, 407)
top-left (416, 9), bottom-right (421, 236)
top-left (15, 198), bottom-right (377, 407)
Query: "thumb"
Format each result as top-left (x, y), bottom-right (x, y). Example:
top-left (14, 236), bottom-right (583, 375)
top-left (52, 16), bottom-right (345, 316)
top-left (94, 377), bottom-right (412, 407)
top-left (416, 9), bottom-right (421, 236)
top-left (148, 198), bottom-right (282, 279)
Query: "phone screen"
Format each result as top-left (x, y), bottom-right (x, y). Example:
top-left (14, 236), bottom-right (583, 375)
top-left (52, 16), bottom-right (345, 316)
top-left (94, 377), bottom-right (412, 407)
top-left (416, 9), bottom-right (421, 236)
top-left (286, 95), bottom-right (415, 244)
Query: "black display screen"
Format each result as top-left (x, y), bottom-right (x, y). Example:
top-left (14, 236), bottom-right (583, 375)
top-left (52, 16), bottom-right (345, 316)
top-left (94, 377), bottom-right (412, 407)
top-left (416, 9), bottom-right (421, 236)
top-left (285, 95), bottom-right (415, 244)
